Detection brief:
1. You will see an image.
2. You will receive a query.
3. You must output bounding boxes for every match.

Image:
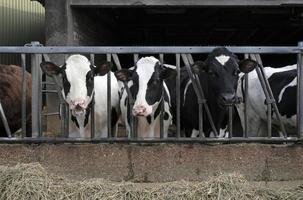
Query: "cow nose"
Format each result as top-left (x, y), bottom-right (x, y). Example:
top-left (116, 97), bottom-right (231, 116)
top-left (75, 104), bottom-right (83, 111)
top-left (221, 94), bottom-right (236, 104)
top-left (133, 105), bottom-right (147, 116)
top-left (70, 99), bottom-right (86, 109)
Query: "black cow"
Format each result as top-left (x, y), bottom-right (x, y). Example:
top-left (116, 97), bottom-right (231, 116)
top-left (0, 64), bottom-right (32, 137)
top-left (169, 47), bottom-right (257, 137)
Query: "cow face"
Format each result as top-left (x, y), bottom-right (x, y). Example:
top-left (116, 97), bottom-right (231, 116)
top-left (115, 57), bottom-right (176, 117)
top-left (40, 55), bottom-right (111, 117)
top-left (192, 47), bottom-right (257, 106)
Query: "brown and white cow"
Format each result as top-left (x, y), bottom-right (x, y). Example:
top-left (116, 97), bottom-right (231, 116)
top-left (0, 64), bottom-right (32, 137)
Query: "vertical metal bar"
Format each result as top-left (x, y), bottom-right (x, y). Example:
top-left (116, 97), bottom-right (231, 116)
top-left (134, 54), bottom-right (139, 63)
top-left (111, 53), bottom-right (121, 138)
top-left (159, 54), bottom-right (164, 64)
top-left (64, 106), bottom-right (69, 138)
top-left (0, 100), bottom-right (11, 137)
top-left (159, 54), bottom-right (164, 138)
top-left (254, 63), bottom-right (272, 137)
top-left (90, 54), bottom-right (95, 139)
top-left (21, 54), bottom-right (27, 137)
top-left (132, 54), bottom-right (138, 138)
top-left (112, 54), bottom-right (122, 70)
top-left (107, 54), bottom-right (112, 138)
top-left (244, 54), bottom-right (249, 138)
top-left (228, 106), bottom-right (233, 138)
top-left (176, 54), bottom-right (181, 138)
top-left (31, 51), bottom-right (42, 137)
top-left (186, 54), bottom-right (204, 137)
top-left (297, 41), bottom-right (303, 138)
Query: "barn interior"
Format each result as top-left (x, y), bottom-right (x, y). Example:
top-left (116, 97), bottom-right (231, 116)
top-left (71, 6), bottom-right (303, 67)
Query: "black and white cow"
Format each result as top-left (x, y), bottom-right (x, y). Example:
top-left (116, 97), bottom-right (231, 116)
top-left (115, 56), bottom-right (176, 138)
top-left (40, 55), bottom-right (120, 138)
top-left (171, 47), bottom-right (257, 137)
top-left (236, 64), bottom-right (297, 136)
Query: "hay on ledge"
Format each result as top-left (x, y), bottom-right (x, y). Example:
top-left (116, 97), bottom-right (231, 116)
top-left (0, 163), bottom-right (302, 200)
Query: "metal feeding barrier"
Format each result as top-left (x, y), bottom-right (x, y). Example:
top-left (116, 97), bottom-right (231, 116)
top-left (0, 41), bottom-right (303, 144)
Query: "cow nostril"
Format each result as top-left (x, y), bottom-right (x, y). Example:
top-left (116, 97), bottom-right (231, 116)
top-left (75, 104), bottom-right (82, 110)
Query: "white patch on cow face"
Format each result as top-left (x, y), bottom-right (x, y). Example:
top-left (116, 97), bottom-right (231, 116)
top-left (64, 55), bottom-right (92, 115)
top-left (133, 57), bottom-right (159, 116)
top-left (215, 55), bottom-right (230, 66)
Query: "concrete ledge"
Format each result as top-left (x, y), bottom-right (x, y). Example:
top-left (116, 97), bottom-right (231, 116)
top-left (0, 143), bottom-right (302, 182)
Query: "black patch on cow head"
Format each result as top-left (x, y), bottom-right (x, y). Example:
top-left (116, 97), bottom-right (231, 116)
top-left (145, 62), bottom-right (176, 105)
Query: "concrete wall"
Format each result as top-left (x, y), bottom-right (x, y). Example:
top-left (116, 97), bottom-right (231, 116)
top-left (0, 143), bottom-right (302, 182)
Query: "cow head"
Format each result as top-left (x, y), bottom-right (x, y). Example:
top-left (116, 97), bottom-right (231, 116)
top-left (115, 56), bottom-right (176, 117)
top-left (192, 47), bottom-right (257, 106)
top-left (40, 55), bottom-right (112, 117)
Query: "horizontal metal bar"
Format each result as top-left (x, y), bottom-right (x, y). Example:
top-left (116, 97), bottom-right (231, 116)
top-left (41, 112), bottom-right (60, 116)
top-left (0, 46), bottom-right (299, 54)
top-left (0, 137), bottom-right (301, 144)
top-left (42, 90), bottom-right (58, 93)
top-left (42, 82), bottom-right (55, 85)
top-left (70, 0), bottom-right (303, 7)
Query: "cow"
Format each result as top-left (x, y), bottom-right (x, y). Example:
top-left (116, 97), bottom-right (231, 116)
top-left (115, 56), bottom-right (176, 138)
top-left (170, 47), bottom-right (257, 137)
top-left (236, 64), bottom-right (297, 137)
top-left (0, 64), bottom-right (32, 137)
top-left (40, 55), bottom-right (120, 138)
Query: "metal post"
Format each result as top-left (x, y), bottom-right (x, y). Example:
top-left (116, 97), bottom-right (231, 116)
top-left (0, 100), bottom-right (11, 137)
top-left (244, 54), bottom-right (249, 138)
top-left (159, 54), bottom-right (164, 138)
top-left (90, 54), bottom-right (95, 139)
top-left (107, 54), bottom-right (112, 138)
top-left (228, 106), bottom-right (233, 138)
top-left (21, 54), bottom-right (27, 137)
top-left (176, 54), bottom-right (181, 138)
top-left (132, 54), bottom-right (138, 138)
top-left (30, 42), bottom-right (42, 137)
top-left (298, 41), bottom-right (303, 138)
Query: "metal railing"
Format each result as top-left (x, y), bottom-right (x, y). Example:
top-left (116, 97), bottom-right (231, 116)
top-left (0, 41), bottom-right (303, 144)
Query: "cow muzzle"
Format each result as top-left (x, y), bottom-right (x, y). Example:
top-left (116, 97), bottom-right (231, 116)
top-left (70, 99), bottom-right (86, 116)
top-left (219, 94), bottom-right (238, 106)
top-left (132, 105), bottom-right (150, 117)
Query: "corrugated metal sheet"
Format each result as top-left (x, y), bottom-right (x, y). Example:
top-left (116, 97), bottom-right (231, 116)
top-left (0, 0), bottom-right (45, 65)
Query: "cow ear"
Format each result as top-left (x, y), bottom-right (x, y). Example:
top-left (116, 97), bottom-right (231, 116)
top-left (160, 66), bottom-right (177, 79)
top-left (191, 61), bottom-right (207, 74)
top-left (40, 61), bottom-right (61, 76)
top-left (239, 59), bottom-right (258, 73)
top-left (115, 69), bottom-right (133, 82)
top-left (94, 61), bottom-right (113, 76)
